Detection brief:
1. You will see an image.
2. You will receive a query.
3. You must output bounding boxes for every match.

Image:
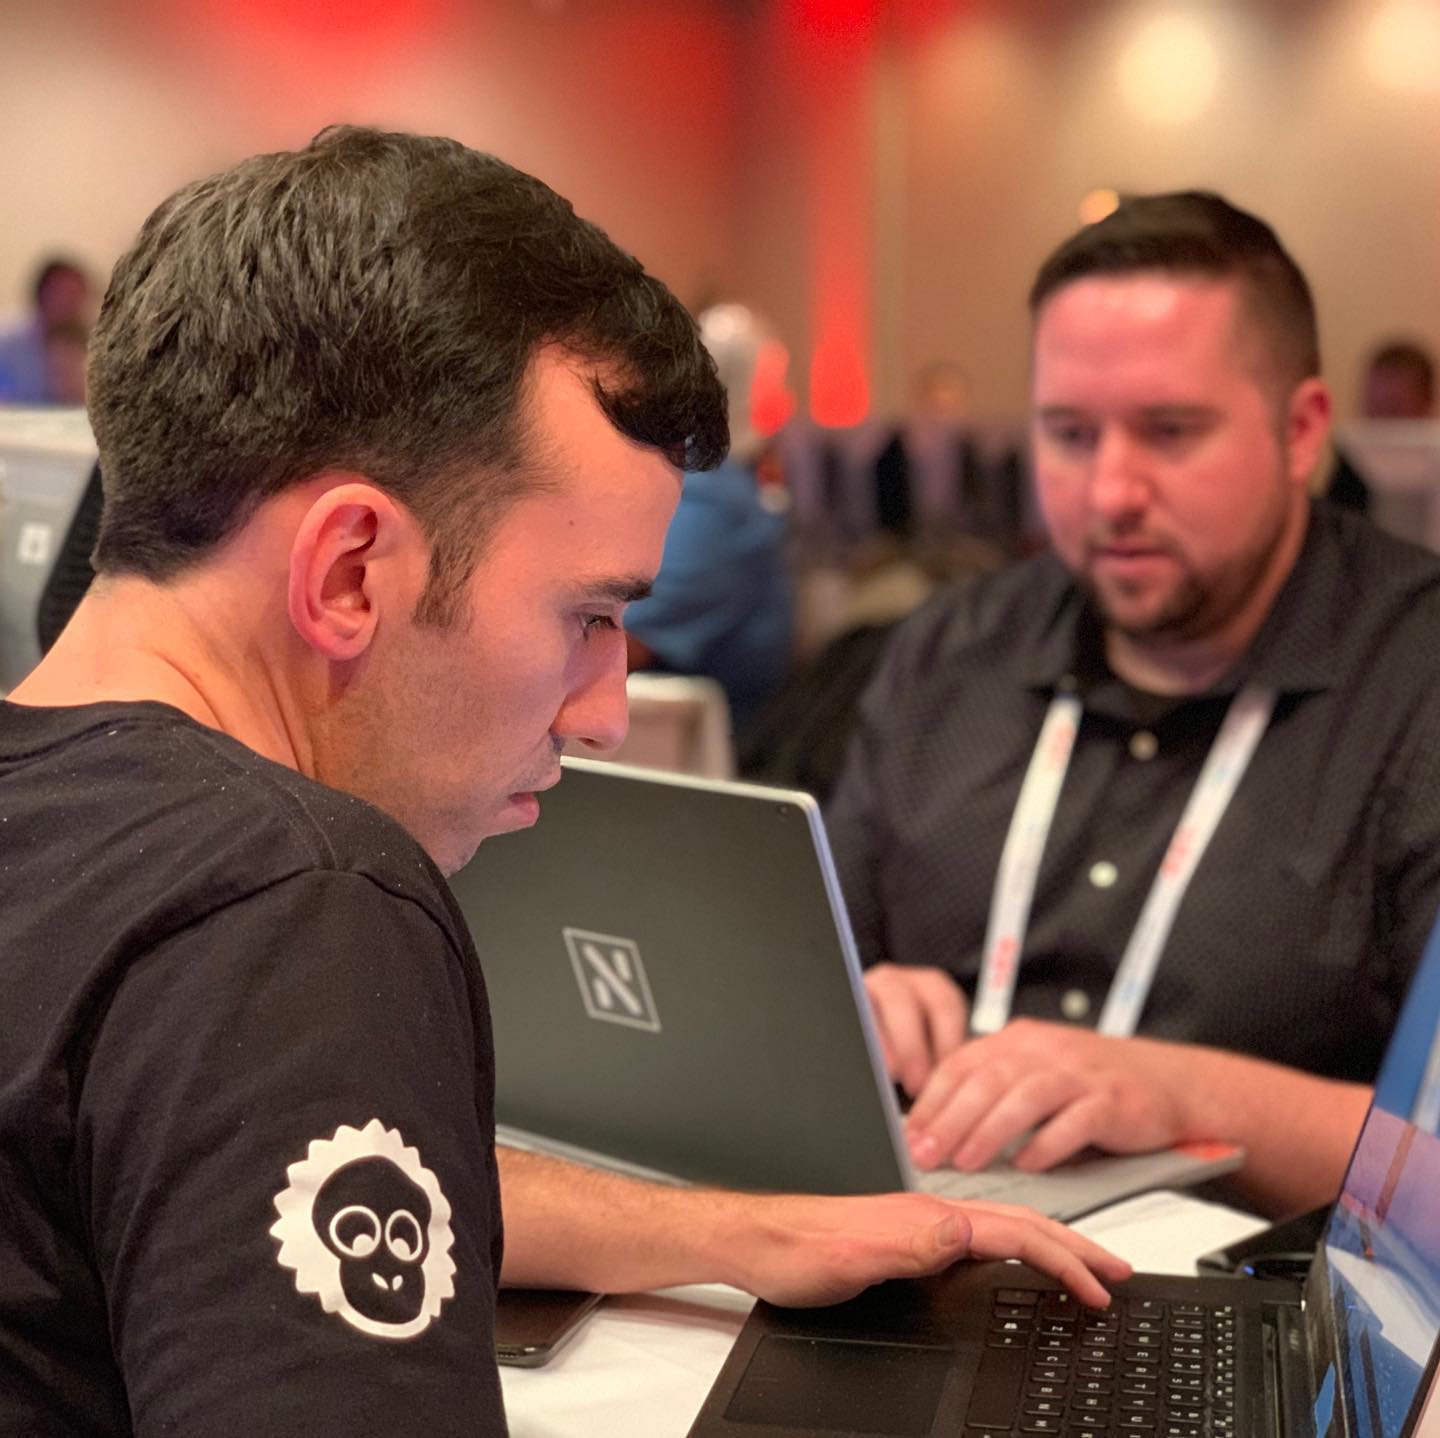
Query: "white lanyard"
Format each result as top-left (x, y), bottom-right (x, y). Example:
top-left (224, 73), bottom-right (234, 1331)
top-left (970, 683), bottom-right (1277, 1037)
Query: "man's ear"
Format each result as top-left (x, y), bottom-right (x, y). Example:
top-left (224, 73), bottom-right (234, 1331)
top-left (1285, 376), bottom-right (1333, 490)
top-left (287, 482), bottom-right (414, 661)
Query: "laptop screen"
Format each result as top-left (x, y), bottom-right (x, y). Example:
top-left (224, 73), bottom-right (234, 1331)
top-left (1305, 915), bottom-right (1440, 1438)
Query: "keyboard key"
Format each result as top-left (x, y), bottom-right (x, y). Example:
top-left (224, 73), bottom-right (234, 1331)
top-left (1029, 1380), bottom-right (1066, 1400)
top-left (1118, 1396), bottom-right (1159, 1413)
top-left (1070, 1395), bottom-right (1111, 1414)
top-left (1116, 1413), bottom-right (1157, 1430)
top-left (996, 1304), bottom-right (1036, 1320)
top-left (1026, 1400), bottom-right (1067, 1418)
top-left (991, 1319), bottom-right (1030, 1334)
top-left (997, 1289), bottom-right (1040, 1305)
top-left (1129, 1300), bottom-right (1165, 1317)
top-left (1076, 1361), bottom-right (1115, 1379)
top-left (1065, 1428), bottom-right (1107, 1438)
top-left (1021, 1417), bottom-right (1065, 1434)
top-left (1038, 1337), bottom-right (1075, 1353)
top-left (1162, 1426), bottom-right (1202, 1438)
top-left (1120, 1378), bottom-right (1158, 1396)
top-left (1075, 1379), bottom-right (1113, 1396)
top-left (1126, 1317), bottom-right (1164, 1334)
top-left (987, 1332), bottom-right (1027, 1349)
top-left (1167, 1407), bottom-right (1205, 1425)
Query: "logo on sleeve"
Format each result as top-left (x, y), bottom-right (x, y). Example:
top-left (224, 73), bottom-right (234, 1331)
top-left (270, 1119), bottom-right (456, 1340)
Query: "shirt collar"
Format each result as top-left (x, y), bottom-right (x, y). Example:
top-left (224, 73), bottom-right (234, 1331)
top-left (1018, 501), bottom-right (1339, 700)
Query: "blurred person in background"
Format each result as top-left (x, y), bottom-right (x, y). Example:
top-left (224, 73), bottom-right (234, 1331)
top-left (1327, 337), bottom-right (1436, 512)
top-left (827, 191), bottom-right (1440, 1219)
top-left (1360, 339), bottom-right (1434, 420)
top-left (625, 301), bottom-right (795, 734)
top-left (0, 255), bottom-right (94, 404)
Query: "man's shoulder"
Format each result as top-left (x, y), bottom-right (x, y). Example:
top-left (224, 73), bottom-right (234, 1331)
top-left (1322, 501), bottom-right (1440, 592)
top-left (0, 701), bottom-right (458, 944)
top-left (880, 551), bottom-right (1073, 676)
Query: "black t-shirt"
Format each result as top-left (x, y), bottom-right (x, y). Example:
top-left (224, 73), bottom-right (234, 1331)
top-left (0, 701), bottom-right (507, 1436)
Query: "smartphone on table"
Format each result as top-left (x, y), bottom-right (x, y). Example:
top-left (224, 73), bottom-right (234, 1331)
top-left (494, 1287), bottom-right (604, 1367)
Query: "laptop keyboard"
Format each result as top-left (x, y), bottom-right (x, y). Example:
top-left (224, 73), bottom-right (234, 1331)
top-left (966, 1288), bottom-right (1238, 1438)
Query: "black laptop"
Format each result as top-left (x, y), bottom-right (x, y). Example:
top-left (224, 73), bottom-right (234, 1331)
top-left (687, 914), bottom-right (1440, 1438)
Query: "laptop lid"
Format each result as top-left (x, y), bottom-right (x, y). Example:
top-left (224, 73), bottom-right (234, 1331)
top-left (455, 757), bottom-right (1237, 1214)
top-left (452, 757), bottom-right (911, 1195)
top-left (1302, 909), bottom-right (1440, 1438)
top-left (0, 407), bottom-right (96, 690)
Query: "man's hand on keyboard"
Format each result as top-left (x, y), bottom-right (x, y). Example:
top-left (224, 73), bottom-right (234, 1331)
top-left (726, 1190), bottom-right (1131, 1309)
top-left (903, 1019), bottom-right (1192, 1174)
top-left (864, 963), bottom-right (970, 1099)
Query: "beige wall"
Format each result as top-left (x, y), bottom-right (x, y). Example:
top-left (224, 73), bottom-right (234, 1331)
top-left (3, 0), bottom-right (1437, 424)
top-left (0, 0), bottom-right (742, 320)
top-left (733, 0), bottom-right (1440, 421)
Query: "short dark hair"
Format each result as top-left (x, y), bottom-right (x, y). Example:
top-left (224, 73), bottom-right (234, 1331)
top-left (1367, 340), bottom-right (1434, 403)
top-left (31, 256), bottom-right (89, 308)
top-left (1029, 190), bottom-right (1319, 389)
top-left (88, 126), bottom-right (728, 623)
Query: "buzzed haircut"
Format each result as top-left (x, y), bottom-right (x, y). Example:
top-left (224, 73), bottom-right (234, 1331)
top-left (87, 125), bottom-right (728, 625)
top-left (1029, 190), bottom-right (1320, 391)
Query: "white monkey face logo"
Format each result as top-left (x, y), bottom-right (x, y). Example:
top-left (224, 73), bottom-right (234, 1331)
top-left (271, 1120), bottom-right (455, 1340)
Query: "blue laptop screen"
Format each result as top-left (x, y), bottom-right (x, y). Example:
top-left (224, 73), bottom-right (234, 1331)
top-left (1309, 913), bottom-right (1440, 1438)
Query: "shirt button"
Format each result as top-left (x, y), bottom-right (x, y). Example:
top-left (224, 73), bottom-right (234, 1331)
top-left (1061, 989), bottom-right (1091, 1021)
top-left (1130, 730), bottom-right (1158, 761)
top-left (1089, 860), bottom-right (1118, 889)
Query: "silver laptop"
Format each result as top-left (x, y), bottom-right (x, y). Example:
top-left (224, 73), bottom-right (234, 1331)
top-left (0, 407), bottom-right (97, 691)
top-left (449, 757), bottom-right (1239, 1218)
top-left (688, 905), bottom-right (1440, 1438)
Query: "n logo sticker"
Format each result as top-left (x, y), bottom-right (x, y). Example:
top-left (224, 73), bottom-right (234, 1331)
top-left (563, 927), bottom-right (661, 1033)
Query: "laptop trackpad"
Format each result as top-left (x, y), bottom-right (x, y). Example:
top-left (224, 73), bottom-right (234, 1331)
top-left (723, 1335), bottom-right (952, 1434)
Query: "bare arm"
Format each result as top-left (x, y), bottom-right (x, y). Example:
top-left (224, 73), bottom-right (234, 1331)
top-left (903, 1019), bottom-right (1370, 1217)
top-left (496, 1146), bottom-right (1131, 1308)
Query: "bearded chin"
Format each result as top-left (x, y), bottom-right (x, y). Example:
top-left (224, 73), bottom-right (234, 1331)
top-left (1081, 568), bottom-right (1210, 642)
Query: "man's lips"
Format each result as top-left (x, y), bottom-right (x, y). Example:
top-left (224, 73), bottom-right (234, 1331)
top-left (511, 770), bottom-right (562, 800)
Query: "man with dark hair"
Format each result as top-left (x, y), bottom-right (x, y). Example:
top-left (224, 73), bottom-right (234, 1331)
top-left (1361, 338), bottom-right (1435, 420)
top-left (0, 128), bottom-right (1122, 1436)
top-left (0, 253), bottom-right (92, 402)
top-left (828, 190), bottom-right (1440, 1220)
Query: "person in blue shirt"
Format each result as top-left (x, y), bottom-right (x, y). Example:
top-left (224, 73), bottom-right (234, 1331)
top-left (625, 303), bottom-right (794, 733)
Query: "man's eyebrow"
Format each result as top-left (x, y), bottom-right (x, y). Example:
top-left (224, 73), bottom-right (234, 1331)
top-left (572, 576), bottom-right (654, 605)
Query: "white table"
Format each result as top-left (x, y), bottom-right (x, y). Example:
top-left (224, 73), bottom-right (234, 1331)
top-left (500, 1191), bottom-right (1272, 1437)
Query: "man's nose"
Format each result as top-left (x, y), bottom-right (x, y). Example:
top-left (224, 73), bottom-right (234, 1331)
top-left (555, 647), bottom-right (630, 754)
top-left (1088, 429), bottom-right (1149, 518)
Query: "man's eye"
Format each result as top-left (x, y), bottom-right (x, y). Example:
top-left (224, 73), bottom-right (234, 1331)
top-left (581, 613), bottom-right (618, 639)
top-left (1045, 422), bottom-right (1095, 451)
top-left (1144, 421), bottom-right (1202, 447)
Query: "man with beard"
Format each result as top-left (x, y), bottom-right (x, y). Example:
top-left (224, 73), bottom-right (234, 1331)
top-left (827, 191), bottom-right (1440, 1219)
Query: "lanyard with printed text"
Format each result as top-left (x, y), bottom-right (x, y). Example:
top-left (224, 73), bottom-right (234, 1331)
top-left (969, 683), bottom-right (1277, 1037)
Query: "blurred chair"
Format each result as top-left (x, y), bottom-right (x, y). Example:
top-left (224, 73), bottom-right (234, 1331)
top-left (570, 673), bottom-right (735, 780)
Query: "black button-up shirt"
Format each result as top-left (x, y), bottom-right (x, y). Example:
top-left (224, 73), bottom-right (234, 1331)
top-left (826, 503), bottom-right (1440, 1082)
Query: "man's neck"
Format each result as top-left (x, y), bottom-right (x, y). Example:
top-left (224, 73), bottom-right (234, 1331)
top-left (6, 575), bottom-right (314, 776)
top-left (1103, 502), bottom-right (1310, 698)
